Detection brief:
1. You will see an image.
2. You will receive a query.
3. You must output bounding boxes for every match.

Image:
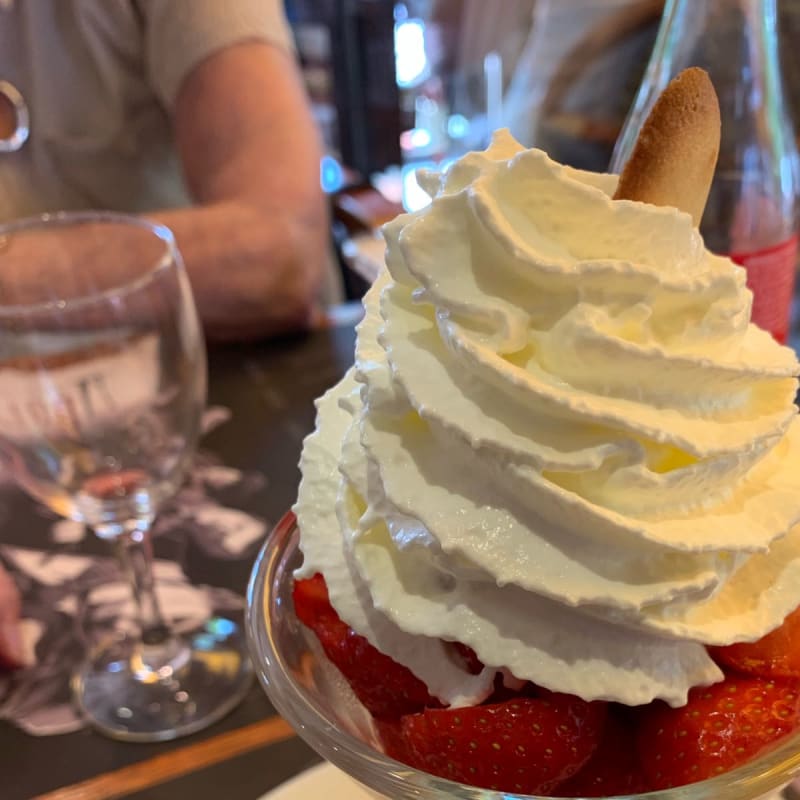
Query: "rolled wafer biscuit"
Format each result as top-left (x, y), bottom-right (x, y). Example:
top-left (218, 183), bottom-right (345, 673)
top-left (614, 67), bottom-right (721, 226)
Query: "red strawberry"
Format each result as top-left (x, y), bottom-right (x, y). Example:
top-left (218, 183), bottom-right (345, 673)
top-left (557, 708), bottom-right (647, 797)
top-left (293, 575), bottom-right (438, 719)
top-left (398, 692), bottom-right (607, 795)
top-left (375, 718), bottom-right (414, 764)
top-left (710, 605), bottom-right (800, 679)
top-left (292, 573), bottom-right (337, 623)
top-left (637, 675), bottom-right (800, 790)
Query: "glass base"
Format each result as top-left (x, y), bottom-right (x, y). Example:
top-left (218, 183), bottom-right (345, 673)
top-left (73, 616), bottom-right (253, 742)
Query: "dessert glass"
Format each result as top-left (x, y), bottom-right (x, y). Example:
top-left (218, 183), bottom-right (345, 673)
top-left (246, 511), bottom-right (800, 800)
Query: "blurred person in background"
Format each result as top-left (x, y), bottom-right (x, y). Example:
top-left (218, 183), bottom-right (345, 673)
top-left (0, 0), bottom-right (329, 341)
top-left (0, 0), bottom-right (331, 670)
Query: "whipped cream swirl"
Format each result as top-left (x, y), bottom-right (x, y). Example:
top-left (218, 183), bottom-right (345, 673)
top-left (295, 131), bottom-right (800, 708)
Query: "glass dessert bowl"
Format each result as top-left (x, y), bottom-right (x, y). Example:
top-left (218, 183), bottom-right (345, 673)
top-left (247, 512), bottom-right (800, 800)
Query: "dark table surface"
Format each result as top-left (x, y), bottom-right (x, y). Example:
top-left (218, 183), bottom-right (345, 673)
top-left (4, 305), bottom-right (800, 800)
top-left (0, 323), bottom-right (357, 800)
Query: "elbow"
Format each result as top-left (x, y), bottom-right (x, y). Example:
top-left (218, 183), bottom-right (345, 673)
top-left (278, 211), bottom-right (329, 324)
top-left (209, 207), bottom-right (328, 341)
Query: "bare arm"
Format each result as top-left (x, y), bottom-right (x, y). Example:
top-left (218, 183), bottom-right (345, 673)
top-left (154, 42), bottom-right (329, 341)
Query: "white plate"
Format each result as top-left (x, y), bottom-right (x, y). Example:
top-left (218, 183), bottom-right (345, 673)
top-left (259, 762), bottom-right (377, 800)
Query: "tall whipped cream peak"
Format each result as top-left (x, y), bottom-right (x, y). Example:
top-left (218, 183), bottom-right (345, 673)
top-left (295, 130), bottom-right (800, 708)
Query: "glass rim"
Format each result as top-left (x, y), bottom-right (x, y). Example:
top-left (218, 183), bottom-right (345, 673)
top-left (0, 80), bottom-right (29, 153)
top-left (247, 510), bottom-right (800, 800)
top-left (0, 211), bottom-right (178, 317)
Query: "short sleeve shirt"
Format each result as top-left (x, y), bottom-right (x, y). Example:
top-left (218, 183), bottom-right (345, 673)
top-left (0, 0), bottom-right (293, 221)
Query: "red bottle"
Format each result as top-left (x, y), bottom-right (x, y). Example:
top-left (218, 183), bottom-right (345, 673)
top-left (612, 0), bottom-right (799, 343)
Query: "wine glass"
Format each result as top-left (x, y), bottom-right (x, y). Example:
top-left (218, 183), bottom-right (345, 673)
top-left (0, 211), bottom-right (252, 742)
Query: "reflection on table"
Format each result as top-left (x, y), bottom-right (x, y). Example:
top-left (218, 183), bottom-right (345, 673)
top-left (0, 324), bottom-right (355, 800)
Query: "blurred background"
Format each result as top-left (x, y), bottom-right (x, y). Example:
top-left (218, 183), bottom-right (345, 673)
top-left (285, 0), bottom-right (800, 297)
top-left (287, 0), bottom-right (799, 208)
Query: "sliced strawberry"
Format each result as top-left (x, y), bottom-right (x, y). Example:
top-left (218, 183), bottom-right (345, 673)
top-left (293, 575), bottom-right (438, 719)
top-left (636, 674), bottom-right (800, 790)
top-left (398, 692), bottom-right (607, 795)
top-left (558, 708), bottom-right (647, 797)
top-left (375, 718), bottom-right (414, 764)
top-left (292, 573), bottom-right (337, 624)
top-left (710, 605), bottom-right (800, 679)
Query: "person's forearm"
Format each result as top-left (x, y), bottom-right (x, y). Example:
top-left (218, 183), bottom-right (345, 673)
top-left (153, 198), bottom-right (328, 341)
top-left (0, 200), bottom-right (326, 341)
top-left (161, 41), bottom-right (330, 341)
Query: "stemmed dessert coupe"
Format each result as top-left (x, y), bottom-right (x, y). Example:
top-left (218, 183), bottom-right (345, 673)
top-left (248, 69), bottom-right (800, 800)
top-left (247, 512), bottom-right (800, 800)
top-left (0, 212), bottom-right (252, 741)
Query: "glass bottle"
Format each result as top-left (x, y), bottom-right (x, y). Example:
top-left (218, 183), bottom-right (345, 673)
top-left (611, 0), bottom-right (799, 343)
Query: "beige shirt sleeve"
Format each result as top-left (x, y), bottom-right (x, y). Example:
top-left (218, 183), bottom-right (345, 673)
top-left (137, 0), bottom-right (294, 110)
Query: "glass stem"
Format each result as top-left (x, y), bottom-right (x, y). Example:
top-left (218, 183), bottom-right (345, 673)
top-left (114, 524), bottom-right (171, 648)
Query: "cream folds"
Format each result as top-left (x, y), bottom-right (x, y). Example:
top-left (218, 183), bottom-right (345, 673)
top-left (294, 129), bottom-right (800, 709)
